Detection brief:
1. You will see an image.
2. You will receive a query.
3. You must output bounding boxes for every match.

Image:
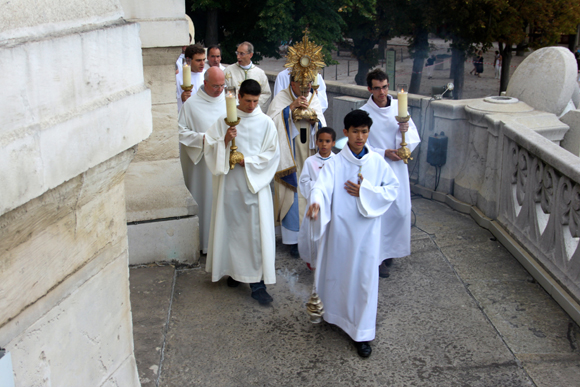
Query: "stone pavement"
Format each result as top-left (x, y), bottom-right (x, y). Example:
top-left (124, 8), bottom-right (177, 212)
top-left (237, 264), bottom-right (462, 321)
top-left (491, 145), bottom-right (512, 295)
top-left (130, 196), bottom-right (580, 387)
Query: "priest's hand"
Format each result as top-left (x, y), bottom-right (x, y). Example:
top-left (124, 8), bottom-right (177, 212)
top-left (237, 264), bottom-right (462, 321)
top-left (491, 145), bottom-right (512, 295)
top-left (238, 159), bottom-right (245, 167)
top-left (345, 180), bottom-right (361, 197)
top-left (385, 149), bottom-right (402, 162)
top-left (181, 90), bottom-right (192, 102)
top-left (224, 126), bottom-right (237, 145)
top-left (290, 96), bottom-right (309, 111)
top-left (398, 122), bottom-right (409, 133)
top-left (307, 203), bottom-right (320, 220)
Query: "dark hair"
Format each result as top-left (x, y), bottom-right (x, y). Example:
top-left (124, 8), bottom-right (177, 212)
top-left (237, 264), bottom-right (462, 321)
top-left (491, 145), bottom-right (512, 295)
top-left (185, 44), bottom-right (205, 59)
top-left (366, 68), bottom-right (389, 89)
top-left (344, 110), bottom-right (373, 131)
top-left (316, 127), bottom-right (336, 141)
top-left (239, 79), bottom-right (261, 96)
top-left (207, 45), bottom-right (221, 55)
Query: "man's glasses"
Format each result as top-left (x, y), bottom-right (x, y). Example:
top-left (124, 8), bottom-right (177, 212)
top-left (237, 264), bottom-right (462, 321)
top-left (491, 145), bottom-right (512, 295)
top-left (235, 51), bottom-right (249, 56)
top-left (371, 85), bottom-right (389, 91)
top-left (210, 84), bottom-right (225, 90)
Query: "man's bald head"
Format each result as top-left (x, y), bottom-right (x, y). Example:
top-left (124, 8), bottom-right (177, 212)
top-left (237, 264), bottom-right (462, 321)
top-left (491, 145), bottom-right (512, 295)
top-left (203, 67), bottom-right (225, 98)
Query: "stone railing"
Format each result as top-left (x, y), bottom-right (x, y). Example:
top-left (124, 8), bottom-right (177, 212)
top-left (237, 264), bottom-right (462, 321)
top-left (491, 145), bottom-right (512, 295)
top-left (265, 71), bottom-right (580, 324)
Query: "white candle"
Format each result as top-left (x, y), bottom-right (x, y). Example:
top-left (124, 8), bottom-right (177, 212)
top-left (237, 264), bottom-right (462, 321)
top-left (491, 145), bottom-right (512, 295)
top-left (183, 64), bottom-right (191, 87)
top-left (312, 74), bottom-right (319, 87)
top-left (226, 93), bottom-right (237, 122)
top-left (397, 88), bottom-right (408, 117)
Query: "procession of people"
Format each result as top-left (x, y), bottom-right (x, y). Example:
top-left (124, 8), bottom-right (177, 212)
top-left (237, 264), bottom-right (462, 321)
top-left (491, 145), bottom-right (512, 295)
top-left (177, 37), bottom-right (419, 358)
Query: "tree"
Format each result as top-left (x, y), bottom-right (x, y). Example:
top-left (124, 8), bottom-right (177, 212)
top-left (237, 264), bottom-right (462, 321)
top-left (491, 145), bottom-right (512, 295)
top-left (489, 0), bottom-right (580, 92)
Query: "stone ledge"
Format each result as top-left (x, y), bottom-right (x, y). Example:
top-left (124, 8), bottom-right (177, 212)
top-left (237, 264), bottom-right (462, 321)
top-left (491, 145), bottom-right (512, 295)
top-left (125, 158), bottom-right (197, 222)
top-left (127, 216), bottom-right (199, 265)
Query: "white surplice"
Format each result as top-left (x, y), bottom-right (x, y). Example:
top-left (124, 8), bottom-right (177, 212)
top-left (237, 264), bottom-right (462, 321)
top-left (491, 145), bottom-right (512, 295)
top-left (204, 107), bottom-right (280, 284)
top-left (360, 95), bottom-right (421, 260)
top-left (273, 68), bottom-right (328, 112)
top-left (177, 69), bottom-right (205, 113)
top-left (224, 63), bottom-right (272, 112)
top-left (178, 86), bottom-right (225, 253)
top-left (267, 86), bottom-right (326, 244)
top-left (297, 152), bottom-right (335, 266)
top-left (310, 146), bottom-right (399, 342)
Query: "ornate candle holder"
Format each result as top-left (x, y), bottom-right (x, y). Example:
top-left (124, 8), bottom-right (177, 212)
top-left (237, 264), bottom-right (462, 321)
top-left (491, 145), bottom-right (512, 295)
top-left (395, 115), bottom-right (413, 164)
top-left (181, 84), bottom-right (193, 92)
top-left (224, 117), bottom-right (243, 170)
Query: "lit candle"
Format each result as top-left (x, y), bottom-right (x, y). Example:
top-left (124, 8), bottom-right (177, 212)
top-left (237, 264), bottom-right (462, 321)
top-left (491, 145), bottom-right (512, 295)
top-left (225, 87), bottom-right (237, 122)
top-left (183, 63), bottom-right (191, 87)
top-left (397, 85), bottom-right (408, 118)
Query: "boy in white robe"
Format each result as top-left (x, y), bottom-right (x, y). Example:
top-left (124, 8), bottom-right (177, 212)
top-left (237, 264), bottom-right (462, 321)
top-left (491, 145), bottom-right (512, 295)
top-left (360, 69), bottom-right (421, 278)
top-left (204, 79), bottom-right (280, 305)
top-left (307, 110), bottom-right (399, 357)
top-left (297, 127), bottom-right (336, 268)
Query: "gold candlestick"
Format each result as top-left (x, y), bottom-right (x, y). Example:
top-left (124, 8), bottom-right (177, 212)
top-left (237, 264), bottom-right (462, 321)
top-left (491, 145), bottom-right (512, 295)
top-left (181, 84), bottom-right (193, 91)
top-left (395, 115), bottom-right (413, 164)
top-left (306, 292), bottom-right (324, 323)
top-left (225, 117), bottom-right (243, 169)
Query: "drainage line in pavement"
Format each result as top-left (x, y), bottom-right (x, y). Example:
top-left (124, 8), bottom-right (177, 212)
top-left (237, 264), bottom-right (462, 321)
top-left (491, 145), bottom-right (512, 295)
top-left (156, 267), bottom-right (178, 387)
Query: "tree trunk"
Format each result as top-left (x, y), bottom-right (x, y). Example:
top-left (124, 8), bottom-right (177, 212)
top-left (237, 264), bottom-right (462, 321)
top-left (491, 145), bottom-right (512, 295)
top-left (499, 46), bottom-right (512, 93)
top-left (409, 30), bottom-right (428, 94)
top-left (451, 47), bottom-right (465, 100)
top-left (355, 60), bottom-right (372, 86)
top-left (205, 9), bottom-right (219, 46)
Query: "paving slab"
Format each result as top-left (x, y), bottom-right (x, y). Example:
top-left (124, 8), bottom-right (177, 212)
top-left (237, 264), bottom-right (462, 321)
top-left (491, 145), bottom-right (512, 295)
top-left (130, 265), bottom-right (175, 386)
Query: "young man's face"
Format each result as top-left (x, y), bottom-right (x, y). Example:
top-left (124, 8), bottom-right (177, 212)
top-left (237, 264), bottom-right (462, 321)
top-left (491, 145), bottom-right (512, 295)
top-left (343, 126), bottom-right (369, 155)
top-left (238, 93), bottom-right (260, 113)
top-left (316, 133), bottom-right (335, 157)
top-left (190, 53), bottom-right (206, 73)
top-left (208, 48), bottom-right (222, 67)
top-left (368, 79), bottom-right (389, 107)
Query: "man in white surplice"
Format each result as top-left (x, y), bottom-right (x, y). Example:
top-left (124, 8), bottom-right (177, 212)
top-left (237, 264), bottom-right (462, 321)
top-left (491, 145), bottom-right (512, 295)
top-left (224, 41), bottom-right (271, 112)
top-left (204, 79), bottom-right (280, 305)
top-left (177, 44), bottom-right (206, 113)
top-left (307, 109), bottom-right (399, 358)
top-left (360, 69), bottom-right (420, 278)
top-left (178, 67), bottom-right (226, 254)
top-left (267, 77), bottom-right (325, 257)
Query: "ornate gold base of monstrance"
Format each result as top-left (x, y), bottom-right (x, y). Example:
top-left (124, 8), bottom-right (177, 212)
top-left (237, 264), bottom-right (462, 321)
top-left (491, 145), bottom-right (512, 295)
top-left (395, 115), bottom-right (413, 164)
top-left (224, 117), bottom-right (243, 170)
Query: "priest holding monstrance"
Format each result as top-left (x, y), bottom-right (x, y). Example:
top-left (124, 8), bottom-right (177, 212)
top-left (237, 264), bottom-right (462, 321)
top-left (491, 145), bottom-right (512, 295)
top-left (267, 33), bottom-right (326, 258)
top-left (204, 79), bottom-right (280, 305)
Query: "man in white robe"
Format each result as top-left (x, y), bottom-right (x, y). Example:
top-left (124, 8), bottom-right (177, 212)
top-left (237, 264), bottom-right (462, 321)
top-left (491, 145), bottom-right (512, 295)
top-left (204, 45), bottom-right (226, 71)
top-left (224, 41), bottom-right (271, 112)
top-left (307, 109), bottom-right (399, 357)
top-left (178, 67), bottom-right (226, 254)
top-left (267, 78), bottom-right (325, 256)
top-left (273, 68), bottom-right (328, 112)
top-left (177, 44), bottom-right (206, 113)
top-left (204, 79), bottom-right (280, 305)
top-left (360, 69), bottom-right (421, 278)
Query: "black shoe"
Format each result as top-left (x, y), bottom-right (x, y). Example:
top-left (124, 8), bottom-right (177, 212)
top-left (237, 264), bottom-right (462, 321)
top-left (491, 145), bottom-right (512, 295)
top-left (289, 244), bottom-right (300, 258)
top-left (379, 261), bottom-right (390, 278)
top-left (354, 341), bottom-right (372, 358)
top-left (251, 288), bottom-right (273, 305)
top-left (227, 276), bottom-right (240, 287)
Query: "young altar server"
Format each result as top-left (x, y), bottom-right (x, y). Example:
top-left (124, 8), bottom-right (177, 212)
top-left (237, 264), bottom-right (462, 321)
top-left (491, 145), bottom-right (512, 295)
top-left (203, 79), bottom-right (280, 305)
top-left (307, 110), bottom-right (399, 357)
top-left (297, 127), bottom-right (336, 268)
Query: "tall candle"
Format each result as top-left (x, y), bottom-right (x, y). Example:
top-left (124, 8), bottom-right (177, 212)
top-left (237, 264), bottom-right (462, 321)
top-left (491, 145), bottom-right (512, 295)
top-left (183, 64), bottom-right (191, 87)
top-left (312, 74), bottom-right (319, 87)
top-left (397, 88), bottom-right (408, 117)
top-left (226, 94), bottom-right (237, 122)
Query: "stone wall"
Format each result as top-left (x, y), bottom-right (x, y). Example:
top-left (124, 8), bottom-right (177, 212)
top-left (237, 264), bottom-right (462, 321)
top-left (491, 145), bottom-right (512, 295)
top-left (0, 1), bottom-right (151, 385)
